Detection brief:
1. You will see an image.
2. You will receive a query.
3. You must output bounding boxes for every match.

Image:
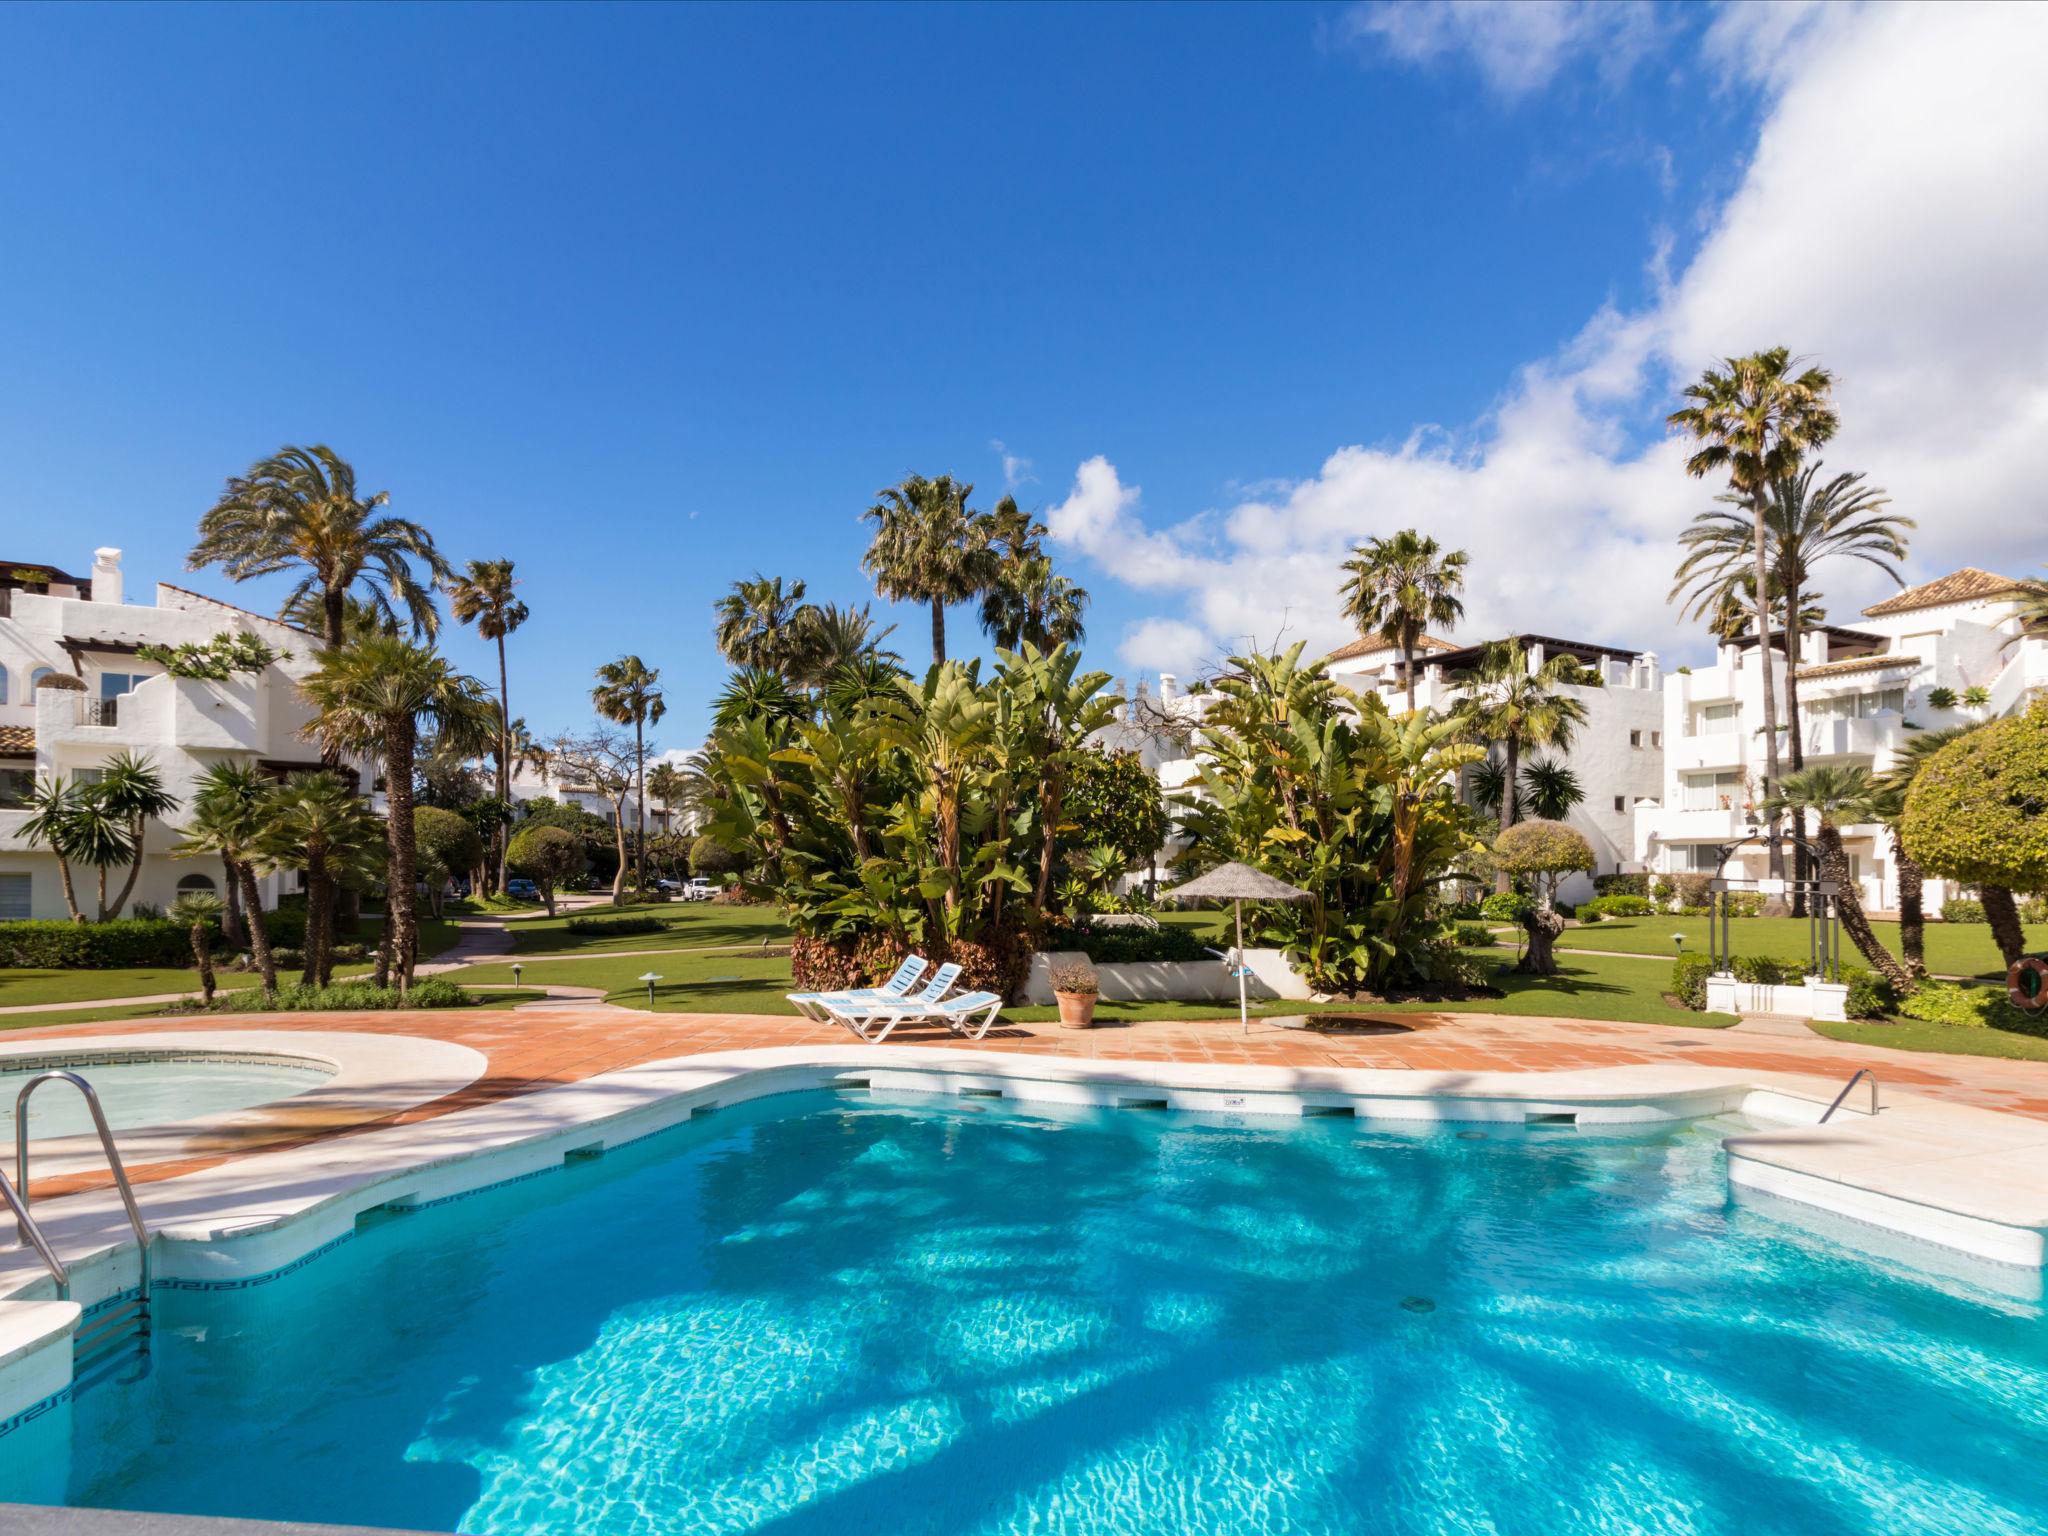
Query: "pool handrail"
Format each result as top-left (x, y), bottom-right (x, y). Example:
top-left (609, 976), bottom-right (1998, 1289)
top-left (1818, 1067), bottom-right (1880, 1124)
top-left (14, 1069), bottom-right (152, 1347)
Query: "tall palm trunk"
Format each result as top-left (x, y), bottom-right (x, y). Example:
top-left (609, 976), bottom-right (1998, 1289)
top-left (236, 863), bottom-right (279, 998)
top-left (188, 920), bottom-right (217, 1006)
top-left (221, 854), bottom-right (246, 946)
top-left (1815, 819), bottom-right (1911, 991)
top-left (52, 854), bottom-right (83, 924)
top-left (1494, 739), bottom-right (1520, 895)
top-left (1752, 487), bottom-right (1786, 889)
top-left (317, 579), bottom-right (358, 949)
top-left (1035, 778), bottom-right (1062, 917)
top-left (302, 875), bottom-right (332, 988)
top-left (930, 599), bottom-right (946, 667)
top-left (1401, 634), bottom-right (1418, 713)
top-left (383, 714), bottom-right (421, 989)
top-left (1981, 885), bottom-right (2028, 968)
top-left (633, 713), bottom-right (646, 894)
top-left (1785, 591), bottom-right (1810, 917)
top-left (1891, 833), bottom-right (1927, 980)
top-left (103, 818), bottom-right (148, 920)
top-left (495, 631), bottom-right (511, 897)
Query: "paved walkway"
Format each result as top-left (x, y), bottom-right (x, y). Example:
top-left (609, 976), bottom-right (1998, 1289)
top-left (13, 1002), bottom-right (2048, 1205)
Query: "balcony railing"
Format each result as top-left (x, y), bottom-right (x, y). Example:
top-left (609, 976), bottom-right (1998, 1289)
top-left (78, 696), bottom-right (119, 727)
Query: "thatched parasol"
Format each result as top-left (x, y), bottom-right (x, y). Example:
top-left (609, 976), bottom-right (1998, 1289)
top-left (1163, 862), bottom-right (1311, 1033)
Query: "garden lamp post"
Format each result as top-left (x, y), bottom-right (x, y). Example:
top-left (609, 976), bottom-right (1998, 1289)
top-left (511, 962), bottom-right (523, 988)
top-left (1162, 862), bottom-right (1312, 1035)
top-left (639, 971), bottom-right (662, 1008)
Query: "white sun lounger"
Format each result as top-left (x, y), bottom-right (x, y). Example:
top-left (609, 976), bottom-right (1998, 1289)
top-left (832, 980), bottom-right (1005, 1045)
top-left (787, 955), bottom-right (930, 1023)
top-left (811, 963), bottom-right (963, 1041)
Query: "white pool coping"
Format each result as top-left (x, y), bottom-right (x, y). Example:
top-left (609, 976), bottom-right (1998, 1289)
top-left (2, 1040), bottom-right (2045, 1430)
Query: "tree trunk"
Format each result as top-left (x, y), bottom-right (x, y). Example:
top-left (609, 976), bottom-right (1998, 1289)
top-left (1891, 834), bottom-right (1927, 980)
top-left (221, 854), bottom-right (246, 946)
top-left (1493, 739), bottom-right (1519, 895)
top-left (633, 716), bottom-right (646, 895)
top-left (104, 821), bottom-right (147, 921)
top-left (96, 863), bottom-right (109, 924)
top-left (1402, 639), bottom-right (1417, 713)
top-left (237, 863), bottom-right (279, 998)
top-left (1981, 885), bottom-right (2028, 968)
top-left (384, 715), bottom-right (421, 990)
top-left (1817, 822), bottom-right (1911, 991)
top-left (189, 922), bottom-right (216, 1006)
top-left (322, 586), bottom-right (346, 649)
top-left (1752, 487), bottom-right (1786, 887)
top-left (53, 854), bottom-right (83, 923)
top-left (302, 876), bottom-right (330, 988)
top-left (1034, 779), bottom-right (1062, 917)
top-left (496, 632), bottom-right (511, 898)
top-left (610, 803), bottom-right (629, 904)
top-left (930, 599), bottom-right (946, 667)
top-left (1518, 906), bottom-right (1565, 974)
top-left (1786, 591), bottom-right (1810, 918)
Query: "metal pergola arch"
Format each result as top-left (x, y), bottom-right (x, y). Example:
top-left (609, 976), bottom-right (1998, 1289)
top-left (1705, 828), bottom-right (1844, 982)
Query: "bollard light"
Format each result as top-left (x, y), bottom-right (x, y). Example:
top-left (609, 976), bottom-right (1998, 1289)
top-left (511, 962), bottom-right (523, 987)
top-left (639, 971), bottom-right (663, 1008)
top-left (1672, 933), bottom-right (1685, 953)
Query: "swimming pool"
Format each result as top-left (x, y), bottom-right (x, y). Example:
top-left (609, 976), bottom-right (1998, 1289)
top-left (11, 1089), bottom-right (2048, 1534)
top-left (0, 1053), bottom-right (335, 1141)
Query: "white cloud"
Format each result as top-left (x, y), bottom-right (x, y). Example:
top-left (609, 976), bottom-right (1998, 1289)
top-left (1333, 0), bottom-right (1665, 100)
top-left (1057, 2), bottom-right (2048, 677)
top-left (990, 438), bottom-right (1035, 492)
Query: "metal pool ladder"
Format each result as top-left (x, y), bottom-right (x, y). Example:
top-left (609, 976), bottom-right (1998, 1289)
top-left (1818, 1068), bottom-right (1880, 1124)
top-left (8, 1070), bottom-right (153, 1355)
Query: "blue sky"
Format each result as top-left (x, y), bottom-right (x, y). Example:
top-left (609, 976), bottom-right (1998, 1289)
top-left (2, 2), bottom-right (2040, 749)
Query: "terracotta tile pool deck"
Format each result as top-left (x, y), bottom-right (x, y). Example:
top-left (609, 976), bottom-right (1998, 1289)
top-left (15, 1003), bottom-right (2048, 1201)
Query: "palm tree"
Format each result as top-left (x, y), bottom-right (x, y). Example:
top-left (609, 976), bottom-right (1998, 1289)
top-left (1702, 572), bottom-right (1826, 645)
top-left (862, 474), bottom-right (989, 666)
top-left (254, 772), bottom-right (383, 986)
top-left (1764, 766), bottom-right (1912, 992)
top-left (788, 603), bottom-right (901, 689)
top-left (445, 558), bottom-right (530, 894)
top-left (1338, 530), bottom-right (1469, 711)
top-left (1669, 349), bottom-right (1839, 882)
top-left (1453, 641), bottom-right (1597, 890)
top-left (714, 574), bottom-right (815, 674)
top-left (977, 497), bottom-right (1089, 653)
top-left (1674, 464), bottom-right (1911, 773)
top-left (1518, 759), bottom-right (1585, 822)
top-left (18, 777), bottom-right (92, 922)
top-left (174, 762), bottom-right (283, 996)
top-left (301, 634), bottom-right (497, 986)
top-left (169, 890), bottom-right (226, 1006)
top-left (95, 752), bottom-right (179, 920)
top-left (190, 445), bottom-right (450, 647)
top-left (591, 655), bottom-right (666, 894)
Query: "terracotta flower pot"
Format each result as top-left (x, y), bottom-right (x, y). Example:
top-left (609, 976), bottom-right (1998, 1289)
top-left (1054, 989), bottom-right (1097, 1029)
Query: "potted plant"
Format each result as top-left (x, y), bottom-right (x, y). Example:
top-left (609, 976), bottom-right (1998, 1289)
top-left (1049, 957), bottom-right (1099, 1029)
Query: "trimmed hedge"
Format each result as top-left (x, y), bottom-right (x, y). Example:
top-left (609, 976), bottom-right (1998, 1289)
top-left (0, 918), bottom-right (211, 970)
top-left (1581, 894), bottom-right (1654, 919)
top-left (1672, 953), bottom-right (1715, 1009)
top-left (1939, 898), bottom-right (1984, 925)
top-left (1897, 981), bottom-right (2034, 1031)
top-left (1731, 954), bottom-right (1796, 986)
top-left (1841, 967), bottom-right (1897, 1021)
top-left (1455, 922), bottom-right (1497, 948)
top-left (1041, 919), bottom-right (1211, 965)
top-left (1480, 891), bottom-right (1534, 923)
top-left (563, 914), bottom-right (667, 937)
top-left (1594, 873), bottom-right (1649, 898)
top-left (167, 977), bottom-right (475, 1014)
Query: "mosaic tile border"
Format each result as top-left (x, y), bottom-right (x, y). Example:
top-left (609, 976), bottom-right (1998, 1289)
top-left (0, 1382), bottom-right (71, 1440)
top-left (0, 1049), bottom-right (336, 1075)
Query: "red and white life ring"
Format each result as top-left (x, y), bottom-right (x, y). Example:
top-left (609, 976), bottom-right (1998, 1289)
top-left (2008, 957), bottom-right (2048, 1013)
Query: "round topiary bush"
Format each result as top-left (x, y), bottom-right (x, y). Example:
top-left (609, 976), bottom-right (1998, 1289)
top-left (1491, 820), bottom-right (1595, 973)
top-left (688, 833), bottom-right (749, 879)
top-left (1903, 701), bottom-right (2048, 963)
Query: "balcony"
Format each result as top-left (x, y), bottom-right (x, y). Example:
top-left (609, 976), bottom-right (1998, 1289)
top-left (1795, 714), bottom-right (1905, 764)
top-left (1669, 731), bottom-right (1747, 772)
top-left (1637, 805), bottom-right (1752, 849)
top-left (77, 696), bottom-right (120, 728)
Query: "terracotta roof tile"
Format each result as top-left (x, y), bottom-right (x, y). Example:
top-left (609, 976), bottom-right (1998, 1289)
top-left (0, 725), bottom-right (34, 756)
top-left (1323, 633), bottom-right (1458, 664)
top-left (1862, 568), bottom-right (2028, 617)
top-left (1795, 654), bottom-right (1921, 680)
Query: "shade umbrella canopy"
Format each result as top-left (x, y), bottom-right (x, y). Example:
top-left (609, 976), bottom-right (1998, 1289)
top-left (1163, 862), bottom-right (1310, 1034)
top-left (1163, 862), bottom-right (1310, 903)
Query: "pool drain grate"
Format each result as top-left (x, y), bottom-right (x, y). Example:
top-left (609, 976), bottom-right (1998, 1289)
top-left (1400, 1296), bottom-right (1437, 1314)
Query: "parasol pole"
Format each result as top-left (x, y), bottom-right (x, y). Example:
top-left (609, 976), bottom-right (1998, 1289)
top-left (1236, 896), bottom-right (1249, 1035)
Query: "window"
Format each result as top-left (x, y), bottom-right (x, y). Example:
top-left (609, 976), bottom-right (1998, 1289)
top-left (1613, 796), bottom-right (1625, 814)
top-left (0, 767), bottom-right (32, 808)
top-left (1650, 731), bottom-right (1662, 748)
top-left (72, 767), bottom-right (104, 787)
top-left (176, 872), bottom-right (218, 894)
top-left (99, 672), bottom-right (148, 699)
top-left (0, 873), bottom-right (28, 921)
top-left (1629, 730), bottom-right (1642, 748)
top-left (1694, 702), bottom-right (1738, 736)
top-left (28, 667), bottom-right (54, 691)
top-left (0, 669), bottom-right (8, 706)
top-left (1684, 845), bottom-right (1723, 873)
top-left (1683, 770), bottom-right (1745, 811)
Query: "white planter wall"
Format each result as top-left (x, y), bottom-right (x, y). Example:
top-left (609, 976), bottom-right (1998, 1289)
top-left (1019, 948), bottom-right (1314, 1005)
top-left (1704, 972), bottom-right (1850, 1022)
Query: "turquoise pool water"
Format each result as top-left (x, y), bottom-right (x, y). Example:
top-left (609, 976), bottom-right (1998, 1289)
top-left (11, 1089), bottom-right (2048, 1534)
top-left (0, 1056), bottom-right (332, 1140)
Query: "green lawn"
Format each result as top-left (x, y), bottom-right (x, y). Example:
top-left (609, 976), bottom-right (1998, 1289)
top-left (0, 966), bottom-right (264, 1008)
top-left (507, 901), bottom-right (792, 956)
top-left (1810, 1015), bottom-right (2048, 1064)
top-left (1558, 914), bottom-right (2044, 980)
top-left (0, 1000), bottom-right (208, 1032)
top-left (449, 944), bottom-right (1735, 1029)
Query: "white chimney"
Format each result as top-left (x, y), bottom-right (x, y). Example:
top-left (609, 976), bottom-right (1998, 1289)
top-left (1159, 673), bottom-right (1178, 702)
top-left (91, 547), bottom-right (124, 605)
top-left (1641, 651), bottom-right (1660, 689)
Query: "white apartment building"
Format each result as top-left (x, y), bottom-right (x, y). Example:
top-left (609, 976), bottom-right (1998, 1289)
top-left (1634, 568), bottom-right (2048, 913)
top-left (0, 549), bottom-right (336, 921)
top-left (1096, 635), bottom-right (1666, 905)
top-left (1322, 633), bottom-right (1667, 904)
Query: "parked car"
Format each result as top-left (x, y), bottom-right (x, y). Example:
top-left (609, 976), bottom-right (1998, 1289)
top-left (655, 877), bottom-right (682, 894)
top-left (681, 878), bottom-right (717, 902)
top-left (506, 878), bottom-right (539, 900)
